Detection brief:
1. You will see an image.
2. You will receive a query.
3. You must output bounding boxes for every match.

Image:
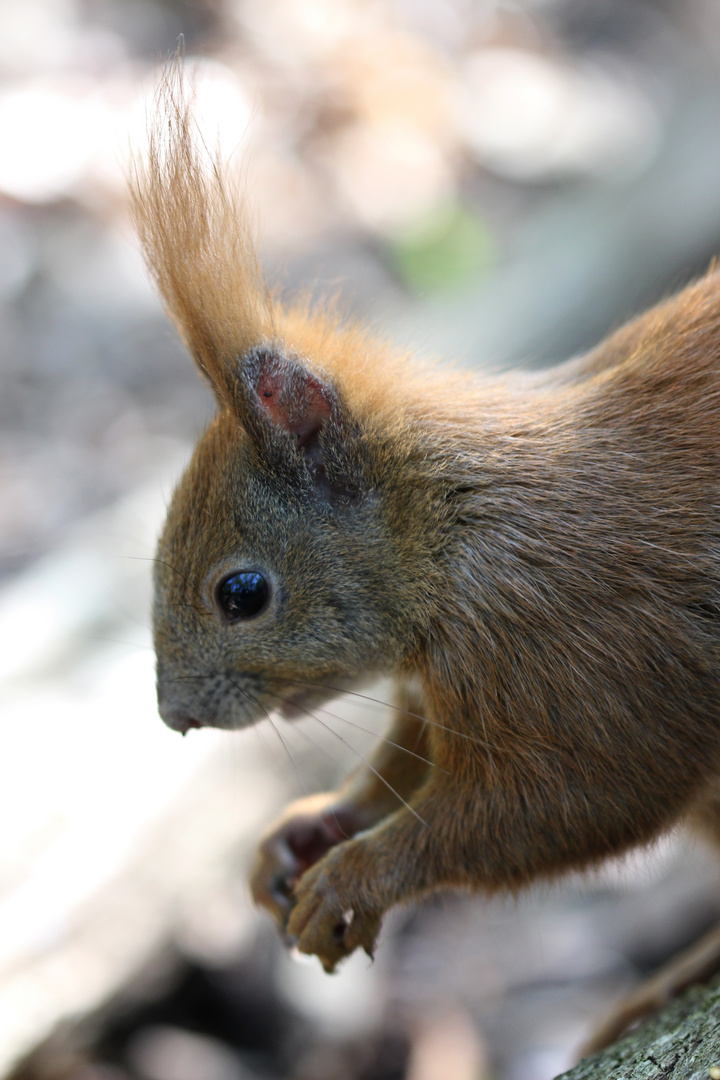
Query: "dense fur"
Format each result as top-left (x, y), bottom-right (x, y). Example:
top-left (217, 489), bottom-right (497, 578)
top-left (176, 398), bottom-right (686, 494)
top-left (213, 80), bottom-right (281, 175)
top-left (135, 67), bottom-right (720, 980)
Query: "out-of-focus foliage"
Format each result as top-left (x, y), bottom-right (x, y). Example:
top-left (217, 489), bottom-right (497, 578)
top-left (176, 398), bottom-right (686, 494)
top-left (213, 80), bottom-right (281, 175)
top-left (390, 205), bottom-right (496, 292)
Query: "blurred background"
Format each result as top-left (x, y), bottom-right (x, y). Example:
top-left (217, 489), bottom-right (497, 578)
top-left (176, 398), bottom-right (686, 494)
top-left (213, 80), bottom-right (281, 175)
top-left (4, 1), bottom-right (720, 1078)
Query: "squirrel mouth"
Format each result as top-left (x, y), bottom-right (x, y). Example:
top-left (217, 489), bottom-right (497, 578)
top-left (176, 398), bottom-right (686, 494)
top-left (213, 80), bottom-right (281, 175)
top-left (160, 710), bottom-right (205, 735)
top-left (176, 716), bottom-right (204, 735)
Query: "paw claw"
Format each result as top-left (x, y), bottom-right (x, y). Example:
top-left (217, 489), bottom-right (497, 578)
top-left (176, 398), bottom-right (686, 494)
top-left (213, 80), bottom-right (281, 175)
top-left (266, 837), bottom-right (384, 970)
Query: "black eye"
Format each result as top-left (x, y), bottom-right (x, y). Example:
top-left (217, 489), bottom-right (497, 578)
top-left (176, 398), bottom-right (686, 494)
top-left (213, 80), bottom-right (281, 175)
top-left (216, 571), bottom-right (270, 621)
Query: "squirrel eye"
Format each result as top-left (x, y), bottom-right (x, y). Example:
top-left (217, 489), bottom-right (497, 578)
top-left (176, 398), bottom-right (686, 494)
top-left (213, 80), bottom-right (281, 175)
top-left (216, 571), bottom-right (269, 621)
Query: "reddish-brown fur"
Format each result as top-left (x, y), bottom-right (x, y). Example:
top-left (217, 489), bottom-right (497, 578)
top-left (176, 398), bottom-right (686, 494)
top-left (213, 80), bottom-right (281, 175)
top-left (133, 67), bottom-right (720, 1009)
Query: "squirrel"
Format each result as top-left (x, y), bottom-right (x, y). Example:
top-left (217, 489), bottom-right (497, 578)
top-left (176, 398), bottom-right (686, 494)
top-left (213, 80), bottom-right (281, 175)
top-left (132, 68), bottom-right (720, 1045)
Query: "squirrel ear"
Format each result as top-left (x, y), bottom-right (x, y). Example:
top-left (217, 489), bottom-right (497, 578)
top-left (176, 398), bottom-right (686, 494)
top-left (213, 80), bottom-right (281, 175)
top-left (238, 346), bottom-right (336, 452)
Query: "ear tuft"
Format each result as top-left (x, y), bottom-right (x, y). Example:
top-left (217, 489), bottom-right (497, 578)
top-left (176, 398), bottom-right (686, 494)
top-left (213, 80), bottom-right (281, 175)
top-left (129, 58), bottom-right (274, 407)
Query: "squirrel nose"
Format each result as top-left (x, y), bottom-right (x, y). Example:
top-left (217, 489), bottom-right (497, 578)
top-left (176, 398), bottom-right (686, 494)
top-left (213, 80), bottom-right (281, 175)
top-left (156, 678), bottom-right (205, 734)
top-left (159, 703), bottom-right (205, 735)
top-left (176, 716), bottom-right (204, 735)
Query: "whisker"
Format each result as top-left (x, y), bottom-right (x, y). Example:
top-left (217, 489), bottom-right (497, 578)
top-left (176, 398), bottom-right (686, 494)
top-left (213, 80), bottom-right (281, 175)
top-left (274, 721), bottom-right (354, 842)
top-left (164, 671), bottom-right (494, 752)
top-left (247, 709), bottom-right (277, 772)
top-left (125, 555), bottom-right (207, 608)
top-left (263, 690), bottom-right (427, 827)
top-left (265, 713), bottom-right (308, 792)
top-left (225, 677), bottom-right (351, 842)
top-left (111, 605), bottom-right (155, 630)
top-left (276, 678), bottom-right (496, 750)
top-left (315, 705), bottom-right (447, 774)
top-left (226, 675), bottom-right (310, 798)
top-left (279, 713), bottom-right (357, 781)
top-left (92, 636), bottom-right (154, 651)
top-left (168, 672), bottom-right (214, 681)
top-left (307, 714), bottom-right (428, 828)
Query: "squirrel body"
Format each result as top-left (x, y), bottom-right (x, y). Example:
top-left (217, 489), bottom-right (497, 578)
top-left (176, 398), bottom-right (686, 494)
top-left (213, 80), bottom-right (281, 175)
top-left (135, 71), bottom-right (720, 975)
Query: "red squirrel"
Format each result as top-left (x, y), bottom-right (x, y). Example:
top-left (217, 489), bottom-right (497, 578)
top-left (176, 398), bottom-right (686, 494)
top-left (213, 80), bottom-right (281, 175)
top-left (132, 68), bottom-right (720, 1043)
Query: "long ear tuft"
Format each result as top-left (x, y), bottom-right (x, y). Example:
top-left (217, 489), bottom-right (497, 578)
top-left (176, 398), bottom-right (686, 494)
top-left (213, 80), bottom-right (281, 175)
top-left (129, 56), bottom-right (275, 407)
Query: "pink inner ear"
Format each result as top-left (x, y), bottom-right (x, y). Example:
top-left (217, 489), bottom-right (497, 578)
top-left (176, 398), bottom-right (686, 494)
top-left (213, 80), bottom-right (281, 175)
top-left (256, 368), bottom-right (332, 448)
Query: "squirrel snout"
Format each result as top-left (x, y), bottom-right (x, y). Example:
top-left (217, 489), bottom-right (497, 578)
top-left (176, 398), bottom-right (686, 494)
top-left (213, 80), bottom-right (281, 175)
top-left (158, 702), bottom-right (205, 735)
top-left (156, 675), bottom-right (205, 734)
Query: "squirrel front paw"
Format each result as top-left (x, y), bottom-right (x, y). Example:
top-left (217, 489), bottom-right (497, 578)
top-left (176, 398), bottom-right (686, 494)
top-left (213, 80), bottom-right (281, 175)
top-left (249, 792), bottom-right (369, 936)
top-left (286, 841), bottom-right (383, 972)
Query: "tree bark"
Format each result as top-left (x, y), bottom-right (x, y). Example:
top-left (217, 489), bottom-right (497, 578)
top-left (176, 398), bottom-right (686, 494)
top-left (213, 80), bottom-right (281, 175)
top-left (562, 979), bottom-right (720, 1080)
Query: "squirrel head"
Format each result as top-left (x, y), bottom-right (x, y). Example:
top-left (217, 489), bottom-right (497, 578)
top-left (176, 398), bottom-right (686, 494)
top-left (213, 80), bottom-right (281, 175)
top-left (132, 65), bottom-right (437, 732)
top-left (151, 339), bottom-right (420, 732)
